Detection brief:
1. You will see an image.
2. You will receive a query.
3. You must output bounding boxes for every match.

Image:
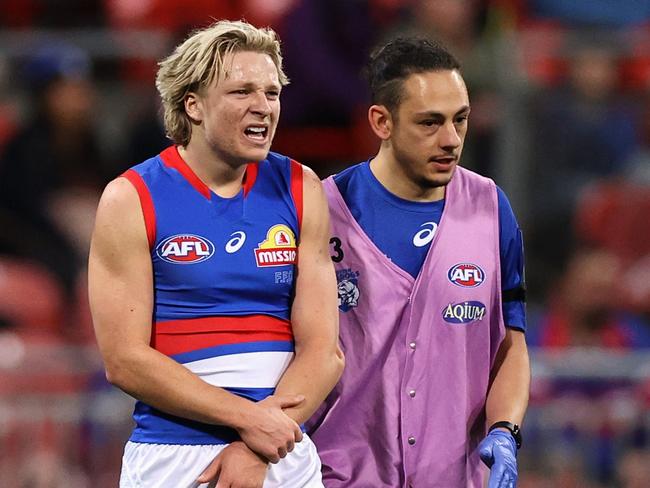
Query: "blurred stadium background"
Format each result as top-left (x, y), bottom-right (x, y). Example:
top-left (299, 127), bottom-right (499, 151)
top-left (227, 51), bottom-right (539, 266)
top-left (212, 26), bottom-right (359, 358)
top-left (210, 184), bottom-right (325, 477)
top-left (0, 1), bottom-right (649, 486)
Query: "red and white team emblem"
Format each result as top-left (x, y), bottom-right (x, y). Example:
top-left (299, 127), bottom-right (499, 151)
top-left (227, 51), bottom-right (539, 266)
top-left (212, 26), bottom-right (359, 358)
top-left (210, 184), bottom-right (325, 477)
top-left (447, 263), bottom-right (485, 287)
top-left (156, 234), bottom-right (215, 264)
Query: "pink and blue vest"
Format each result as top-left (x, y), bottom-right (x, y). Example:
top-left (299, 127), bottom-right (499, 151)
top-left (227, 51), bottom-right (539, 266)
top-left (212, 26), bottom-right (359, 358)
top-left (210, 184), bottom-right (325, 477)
top-left (122, 146), bottom-right (303, 445)
top-left (310, 166), bottom-right (505, 487)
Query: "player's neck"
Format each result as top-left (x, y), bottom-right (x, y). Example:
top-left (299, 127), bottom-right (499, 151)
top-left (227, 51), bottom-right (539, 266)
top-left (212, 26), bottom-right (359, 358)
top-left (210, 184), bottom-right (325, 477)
top-left (370, 150), bottom-right (446, 202)
top-left (178, 139), bottom-right (247, 198)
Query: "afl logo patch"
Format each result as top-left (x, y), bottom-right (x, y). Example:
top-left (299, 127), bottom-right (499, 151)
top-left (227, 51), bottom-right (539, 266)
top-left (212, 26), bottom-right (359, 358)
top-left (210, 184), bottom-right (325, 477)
top-left (448, 263), bottom-right (485, 287)
top-left (254, 224), bottom-right (298, 267)
top-left (442, 301), bottom-right (487, 324)
top-left (156, 234), bottom-right (215, 264)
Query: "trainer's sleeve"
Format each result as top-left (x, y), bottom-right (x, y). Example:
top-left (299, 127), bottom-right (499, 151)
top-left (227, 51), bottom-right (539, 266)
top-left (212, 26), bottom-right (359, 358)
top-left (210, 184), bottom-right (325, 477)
top-left (497, 186), bottom-right (526, 332)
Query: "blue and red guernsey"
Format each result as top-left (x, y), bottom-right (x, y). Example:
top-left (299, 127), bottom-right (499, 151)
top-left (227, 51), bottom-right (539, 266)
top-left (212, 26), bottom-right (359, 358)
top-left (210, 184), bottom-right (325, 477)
top-left (121, 146), bottom-right (303, 445)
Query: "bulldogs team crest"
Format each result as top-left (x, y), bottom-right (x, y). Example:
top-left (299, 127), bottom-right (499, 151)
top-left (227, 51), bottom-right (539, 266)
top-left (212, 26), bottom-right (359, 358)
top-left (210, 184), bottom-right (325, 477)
top-left (336, 268), bottom-right (360, 312)
top-left (254, 224), bottom-right (298, 267)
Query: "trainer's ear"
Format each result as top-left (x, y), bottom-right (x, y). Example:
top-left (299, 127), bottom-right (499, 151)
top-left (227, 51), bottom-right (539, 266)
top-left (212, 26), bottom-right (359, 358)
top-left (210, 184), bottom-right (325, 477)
top-left (368, 104), bottom-right (392, 141)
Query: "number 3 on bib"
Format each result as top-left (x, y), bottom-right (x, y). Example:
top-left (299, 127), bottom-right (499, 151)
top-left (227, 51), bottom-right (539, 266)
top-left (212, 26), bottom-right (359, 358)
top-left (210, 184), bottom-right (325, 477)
top-left (330, 237), bottom-right (344, 263)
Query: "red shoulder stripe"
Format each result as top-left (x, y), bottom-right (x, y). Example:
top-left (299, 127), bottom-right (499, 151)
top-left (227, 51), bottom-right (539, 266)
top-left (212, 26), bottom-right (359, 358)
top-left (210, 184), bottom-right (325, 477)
top-left (243, 162), bottom-right (259, 196)
top-left (289, 159), bottom-right (303, 232)
top-left (160, 146), bottom-right (211, 200)
top-left (121, 169), bottom-right (156, 249)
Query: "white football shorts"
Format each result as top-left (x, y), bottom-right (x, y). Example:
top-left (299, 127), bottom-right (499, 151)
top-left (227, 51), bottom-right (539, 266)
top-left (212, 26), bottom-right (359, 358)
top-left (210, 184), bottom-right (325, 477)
top-left (119, 433), bottom-right (323, 488)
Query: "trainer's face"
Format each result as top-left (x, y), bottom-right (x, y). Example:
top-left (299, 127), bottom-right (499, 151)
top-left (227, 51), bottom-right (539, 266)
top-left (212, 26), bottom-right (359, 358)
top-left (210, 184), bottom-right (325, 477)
top-left (191, 50), bottom-right (281, 166)
top-left (389, 69), bottom-right (470, 189)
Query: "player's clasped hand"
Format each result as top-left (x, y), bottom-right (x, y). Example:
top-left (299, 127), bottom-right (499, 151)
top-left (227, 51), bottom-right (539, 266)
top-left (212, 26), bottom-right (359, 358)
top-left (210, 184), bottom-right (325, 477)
top-left (479, 429), bottom-right (518, 488)
top-left (236, 394), bottom-right (305, 463)
top-left (197, 441), bottom-right (267, 488)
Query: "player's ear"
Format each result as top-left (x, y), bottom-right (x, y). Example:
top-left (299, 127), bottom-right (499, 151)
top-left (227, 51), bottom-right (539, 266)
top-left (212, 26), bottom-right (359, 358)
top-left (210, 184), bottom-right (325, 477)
top-left (368, 104), bottom-right (392, 141)
top-left (184, 91), bottom-right (203, 123)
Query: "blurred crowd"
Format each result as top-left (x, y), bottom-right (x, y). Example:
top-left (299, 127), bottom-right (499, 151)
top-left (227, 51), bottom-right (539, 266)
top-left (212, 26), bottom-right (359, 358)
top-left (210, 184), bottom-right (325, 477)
top-left (0, 1), bottom-right (649, 486)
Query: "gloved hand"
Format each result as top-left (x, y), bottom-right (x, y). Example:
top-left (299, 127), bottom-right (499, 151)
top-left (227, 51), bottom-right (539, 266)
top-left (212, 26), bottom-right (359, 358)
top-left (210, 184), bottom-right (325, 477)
top-left (479, 429), bottom-right (518, 488)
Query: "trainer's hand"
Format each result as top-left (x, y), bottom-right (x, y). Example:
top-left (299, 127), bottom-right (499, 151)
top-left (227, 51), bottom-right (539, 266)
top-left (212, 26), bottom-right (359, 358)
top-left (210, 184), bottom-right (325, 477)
top-left (236, 394), bottom-right (304, 463)
top-left (197, 441), bottom-right (267, 488)
top-left (479, 429), bottom-right (518, 488)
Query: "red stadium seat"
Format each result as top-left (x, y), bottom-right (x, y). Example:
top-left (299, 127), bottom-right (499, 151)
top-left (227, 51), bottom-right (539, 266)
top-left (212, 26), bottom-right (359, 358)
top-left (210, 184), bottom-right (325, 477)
top-left (574, 182), bottom-right (650, 313)
top-left (0, 256), bottom-right (66, 333)
top-left (575, 182), bottom-right (650, 260)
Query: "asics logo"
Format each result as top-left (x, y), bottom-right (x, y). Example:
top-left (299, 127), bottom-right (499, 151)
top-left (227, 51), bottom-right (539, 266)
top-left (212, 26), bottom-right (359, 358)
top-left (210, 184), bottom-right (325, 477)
top-left (225, 231), bottom-right (246, 254)
top-left (412, 222), bottom-right (437, 247)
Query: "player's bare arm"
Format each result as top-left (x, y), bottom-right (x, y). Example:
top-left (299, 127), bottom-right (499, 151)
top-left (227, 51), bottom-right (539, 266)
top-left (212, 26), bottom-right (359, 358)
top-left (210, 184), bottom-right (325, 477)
top-left (273, 165), bottom-right (345, 423)
top-left (89, 177), bottom-right (303, 463)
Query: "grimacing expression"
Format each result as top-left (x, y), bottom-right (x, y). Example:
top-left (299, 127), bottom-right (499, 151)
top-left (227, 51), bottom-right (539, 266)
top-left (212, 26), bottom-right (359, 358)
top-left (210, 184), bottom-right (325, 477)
top-left (191, 50), bottom-right (281, 166)
top-left (390, 69), bottom-right (470, 189)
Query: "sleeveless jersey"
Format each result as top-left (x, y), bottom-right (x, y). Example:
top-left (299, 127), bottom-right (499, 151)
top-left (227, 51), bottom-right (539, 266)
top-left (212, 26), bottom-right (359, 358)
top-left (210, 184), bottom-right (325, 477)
top-left (309, 166), bottom-right (505, 487)
top-left (121, 146), bottom-right (303, 445)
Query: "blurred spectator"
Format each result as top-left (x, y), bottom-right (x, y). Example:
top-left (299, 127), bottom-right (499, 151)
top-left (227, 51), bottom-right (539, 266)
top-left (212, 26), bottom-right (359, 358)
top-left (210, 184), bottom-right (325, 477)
top-left (529, 248), bottom-right (650, 349)
top-left (280, 0), bottom-right (380, 127)
top-left (266, 0), bottom-right (399, 167)
top-left (532, 37), bottom-right (638, 208)
top-left (527, 34), bottom-right (639, 285)
top-left (0, 42), bottom-right (108, 312)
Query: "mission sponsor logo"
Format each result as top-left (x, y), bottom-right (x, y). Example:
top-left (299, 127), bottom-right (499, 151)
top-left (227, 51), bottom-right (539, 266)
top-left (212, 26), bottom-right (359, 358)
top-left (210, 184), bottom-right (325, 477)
top-left (156, 234), bottom-right (215, 264)
top-left (255, 224), bottom-right (297, 267)
top-left (448, 263), bottom-right (485, 288)
top-left (442, 301), bottom-right (487, 324)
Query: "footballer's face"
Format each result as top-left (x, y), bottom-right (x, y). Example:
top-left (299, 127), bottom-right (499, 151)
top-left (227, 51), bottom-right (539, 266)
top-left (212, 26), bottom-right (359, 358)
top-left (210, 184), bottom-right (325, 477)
top-left (388, 69), bottom-right (470, 191)
top-left (188, 50), bottom-right (281, 167)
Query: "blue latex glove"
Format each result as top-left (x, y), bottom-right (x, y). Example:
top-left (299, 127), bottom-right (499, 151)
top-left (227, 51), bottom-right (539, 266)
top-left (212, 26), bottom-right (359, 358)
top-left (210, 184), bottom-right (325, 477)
top-left (479, 429), bottom-right (518, 488)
